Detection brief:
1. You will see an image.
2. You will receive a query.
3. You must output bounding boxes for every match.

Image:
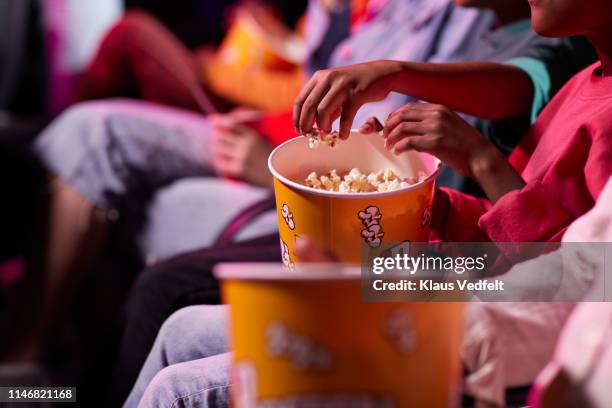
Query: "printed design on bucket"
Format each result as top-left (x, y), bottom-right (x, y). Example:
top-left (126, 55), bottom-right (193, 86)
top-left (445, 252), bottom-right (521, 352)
top-left (281, 203), bottom-right (295, 230)
top-left (421, 206), bottom-right (432, 228)
top-left (358, 206), bottom-right (385, 248)
top-left (382, 309), bottom-right (416, 354)
top-left (280, 239), bottom-right (295, 270)
top-left (267, 322), bottom-right (332, 371)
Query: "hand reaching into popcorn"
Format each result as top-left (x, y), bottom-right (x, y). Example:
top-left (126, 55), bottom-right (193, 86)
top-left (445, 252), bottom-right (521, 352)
top-left (377, 103), bottom-right (524, 202)
top-left (293, 60), bottom-right (531, 203)
top-left (293, 61), bottom-right (397, 140)
top-left (358, 105), bottom-right (494, 179)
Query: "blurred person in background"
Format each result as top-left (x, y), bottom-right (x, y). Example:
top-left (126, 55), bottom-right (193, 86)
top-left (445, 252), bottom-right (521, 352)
top-left (0, 0), bottom-right (304, 397)
top-left (0, 0), bottom-right (301, 399)
top-left (77, 0), bottom-right (309, 113)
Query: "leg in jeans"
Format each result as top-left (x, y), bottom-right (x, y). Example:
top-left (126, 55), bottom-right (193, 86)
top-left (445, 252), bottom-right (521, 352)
top-left (35, 99), bottom-right (216, 206)
top-left (109, 234), bottom-right (280, 406)
top-left (124, 305), bottom-right (232, 407)
top-left (33, 98), bottom-right (217, 301)
top-left (11, 99), bottom-right (211, 365)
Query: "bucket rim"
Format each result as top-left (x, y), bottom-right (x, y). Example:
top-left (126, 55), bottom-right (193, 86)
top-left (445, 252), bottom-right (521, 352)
top-left (214, 262), bottom-right (361, 281)
top-left (267, 135), bottom-right (442, 198)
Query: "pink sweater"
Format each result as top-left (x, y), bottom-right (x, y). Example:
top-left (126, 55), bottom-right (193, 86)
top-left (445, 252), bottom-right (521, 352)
top-left (432, 62), bottom-right (612, 244)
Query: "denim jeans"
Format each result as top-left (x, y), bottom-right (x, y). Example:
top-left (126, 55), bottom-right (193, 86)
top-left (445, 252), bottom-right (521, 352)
top-left (124, 305), bottom-right (232, 408)
top-left (108, 234), bottom-right (280, 406)
top-left (34, 99), bottom-right (278, 261)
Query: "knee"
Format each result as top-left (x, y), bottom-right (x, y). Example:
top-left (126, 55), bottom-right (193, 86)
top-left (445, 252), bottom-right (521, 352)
top-left (137, 364), bottom-right (185, 408)
top-left (156, 306), bottom-right (230, 361)
top-left (36, 102), bottom-right (113, 155)
top-left (160, 305), bottom-right (228, 336)
top-left (157, 307), bottom-right (202, 342)
top-left (45, 101), bottom-right (115, 138)
top-left (139, 357), bottom-right (232, 408)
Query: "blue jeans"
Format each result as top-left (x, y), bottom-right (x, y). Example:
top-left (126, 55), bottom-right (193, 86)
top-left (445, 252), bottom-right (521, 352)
top-left (124, 305), bottom-right (232, 407)
top-left (35, 99), bottom-right (277, 261)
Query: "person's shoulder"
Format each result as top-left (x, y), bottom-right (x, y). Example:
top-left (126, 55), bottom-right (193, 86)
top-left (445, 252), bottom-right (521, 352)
top-left (574, 61), bottom-right (603, 79)
top-left (550, 61), bottom-right (601, 99)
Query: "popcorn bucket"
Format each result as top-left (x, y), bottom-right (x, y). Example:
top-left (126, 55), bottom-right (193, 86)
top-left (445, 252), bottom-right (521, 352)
top-left (267, 132), bottom-right (441, 264)
top-left (217, 5), bottom-right (306, 71)
top-left (215, 263), bottom-right (465, 407)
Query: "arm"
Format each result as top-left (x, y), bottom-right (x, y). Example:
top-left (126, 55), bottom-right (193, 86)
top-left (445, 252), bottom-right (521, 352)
top-left (293, 60), bottom-right (534, 139)
top-left (381, 102), bottom-right (526, 204)
top-left (382, 61), bottom-right (534, 121)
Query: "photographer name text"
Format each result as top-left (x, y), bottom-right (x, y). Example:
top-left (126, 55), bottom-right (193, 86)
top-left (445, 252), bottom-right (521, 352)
top-left (372, 278), bottom-right (504, 292)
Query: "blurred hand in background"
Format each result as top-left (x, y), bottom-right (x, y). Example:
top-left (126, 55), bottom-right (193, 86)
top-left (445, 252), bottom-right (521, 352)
top-left (210, 110), bottom-right (274, 188)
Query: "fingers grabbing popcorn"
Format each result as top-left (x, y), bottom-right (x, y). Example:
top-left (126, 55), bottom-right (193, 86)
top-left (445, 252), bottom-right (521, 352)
top-left (306, 129), bottom-right (339, 149)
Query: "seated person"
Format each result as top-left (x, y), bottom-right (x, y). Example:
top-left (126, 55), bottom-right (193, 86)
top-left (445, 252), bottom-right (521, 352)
top-left (128, 175), bottom-right (612, 407)
top-left (111, 1), bottom-right (596, 402)
top-left (77, 1), bottom-right (309, 113)
top-left (125, 0), bottom-right (612, 405)
top-left (528, 176), bottom-right (612, 408)
top-left (93, 2), bottom-right (596, 402)
top-left (2, 0), bottom-right (591, 396)
top-left (3, 0), bottom-right (493, 381)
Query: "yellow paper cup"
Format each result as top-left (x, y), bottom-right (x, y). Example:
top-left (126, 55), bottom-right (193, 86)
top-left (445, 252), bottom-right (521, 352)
top-left (268, 132), bottom-right (441, 264)
top-left (215, 263), bottom-right (465, 407)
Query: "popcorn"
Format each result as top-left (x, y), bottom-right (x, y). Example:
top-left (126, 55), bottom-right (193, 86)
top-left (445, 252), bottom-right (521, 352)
top-left (304, 168), bottom-right (428, 193)
top-left (306, 129), bottom-right (339, 149)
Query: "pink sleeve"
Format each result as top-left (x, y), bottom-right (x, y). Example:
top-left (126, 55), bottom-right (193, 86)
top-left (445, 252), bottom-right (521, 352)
top-left (584, 128), bottom-right (612, 199)
top-left (478, 181), bottom-right (571, 243)
top-left (430, 187), bottom-right (492, 242)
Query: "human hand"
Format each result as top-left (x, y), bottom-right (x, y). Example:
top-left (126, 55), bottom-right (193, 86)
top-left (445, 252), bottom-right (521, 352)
top-left (318, 0), bottom-right (350, 12)
top-left (382, 103), bottom-right (498, 178)
top-left (210, 114), bottom-right (273, 188)
top-left (294, 236), bottom-right (338, 262)
top-left (293, 60), bottom-right (402, 140)
top-left (222, 108), bottom-right (264, 124)
top-left (358, 116), bottom-right (384, 134)
top-left (382, 103), bottom-right (525, 202)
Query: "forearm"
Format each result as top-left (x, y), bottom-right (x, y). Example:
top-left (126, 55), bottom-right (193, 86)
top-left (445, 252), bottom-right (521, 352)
top-left (380, 60), bottom-right (534, 120)
top-left (470, 146), bottom-right (526, 203)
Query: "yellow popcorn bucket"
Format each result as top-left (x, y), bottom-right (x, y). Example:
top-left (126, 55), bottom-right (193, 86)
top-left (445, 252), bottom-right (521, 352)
top-left (217, 4), bottom-right (306, 71)
top-left (215, 263), bottom-right (465, 407)
top-left (267, 132), bottom-right (442, 264)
